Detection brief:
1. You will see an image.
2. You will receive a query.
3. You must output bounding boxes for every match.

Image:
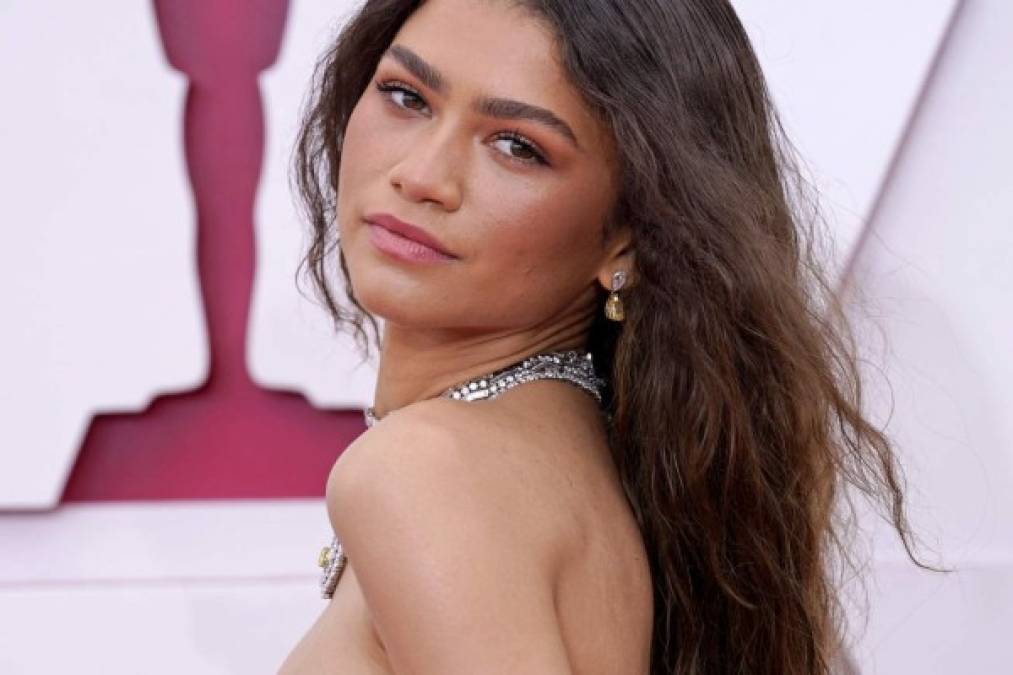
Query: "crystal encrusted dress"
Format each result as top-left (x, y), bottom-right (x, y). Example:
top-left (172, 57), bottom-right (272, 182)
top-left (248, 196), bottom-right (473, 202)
top-left (316, 349), bottom-right (605, 599)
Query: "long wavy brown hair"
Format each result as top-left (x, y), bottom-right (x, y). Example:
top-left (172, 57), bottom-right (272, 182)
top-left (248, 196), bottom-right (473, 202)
top-left (292, 1), bottom-right (947, 673)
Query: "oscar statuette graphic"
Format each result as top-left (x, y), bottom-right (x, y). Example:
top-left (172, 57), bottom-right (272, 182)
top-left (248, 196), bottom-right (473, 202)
top-left (63, 0), bottom-right (366, 501)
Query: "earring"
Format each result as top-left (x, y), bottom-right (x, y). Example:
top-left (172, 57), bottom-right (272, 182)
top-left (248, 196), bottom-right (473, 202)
top-left (604, 270), bottom-right (627, 321)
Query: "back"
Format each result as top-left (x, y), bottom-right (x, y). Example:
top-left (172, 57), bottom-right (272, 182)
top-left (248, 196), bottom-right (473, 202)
top-left (490, 383), bottom-right (654, 675)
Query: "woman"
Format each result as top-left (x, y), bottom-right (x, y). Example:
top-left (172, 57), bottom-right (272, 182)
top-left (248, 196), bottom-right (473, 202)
top-left (279, 0), bottom-right (939, 673)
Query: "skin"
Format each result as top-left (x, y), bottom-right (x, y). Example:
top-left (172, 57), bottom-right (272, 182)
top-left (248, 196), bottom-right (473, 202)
top-left (280, 0), bottom-right (652, 673)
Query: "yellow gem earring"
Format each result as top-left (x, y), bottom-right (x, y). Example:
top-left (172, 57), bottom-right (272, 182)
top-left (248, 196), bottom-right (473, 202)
top-left (604, 270), bottom-right (627, 321)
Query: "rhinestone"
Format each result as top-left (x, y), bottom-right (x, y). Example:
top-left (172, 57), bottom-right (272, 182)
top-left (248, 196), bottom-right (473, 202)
top-left (469, 382), bottom-right (478, 390)
top-left (611, 270), bottom-right (627, 290)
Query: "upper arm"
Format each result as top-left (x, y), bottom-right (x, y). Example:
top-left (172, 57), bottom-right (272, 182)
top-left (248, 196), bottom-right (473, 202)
top-left (326, 404), bottom-right (573, 675)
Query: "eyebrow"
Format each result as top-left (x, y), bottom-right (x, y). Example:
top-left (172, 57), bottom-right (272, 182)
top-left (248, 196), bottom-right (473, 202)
top-left (383, 44), bottom-right (581, 149)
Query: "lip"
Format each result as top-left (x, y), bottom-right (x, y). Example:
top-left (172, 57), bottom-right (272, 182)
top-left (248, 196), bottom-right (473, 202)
top-left (364, 213), bottom-right (455, 256)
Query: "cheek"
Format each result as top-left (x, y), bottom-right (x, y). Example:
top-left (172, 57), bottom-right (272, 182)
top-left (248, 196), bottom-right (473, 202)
top-left (337, 99), bottom-right (396, 263)
top-left (337, 100), bottom-right (381, 198)
top-left (464, 187), bottom-right (607, 318)
top-left (477, 183), bottom-right (606, 278)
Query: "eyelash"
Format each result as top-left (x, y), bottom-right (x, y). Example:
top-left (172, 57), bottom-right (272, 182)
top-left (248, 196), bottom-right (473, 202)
top-left (373, 79), bottom-right (549, 167)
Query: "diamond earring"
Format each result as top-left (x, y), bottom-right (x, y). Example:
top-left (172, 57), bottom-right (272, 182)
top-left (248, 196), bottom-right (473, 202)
top-left (604, 270), bottom-right (627, 321)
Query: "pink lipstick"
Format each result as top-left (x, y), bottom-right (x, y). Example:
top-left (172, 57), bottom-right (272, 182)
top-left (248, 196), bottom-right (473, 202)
top-left (364, 212), bottom-right (456, 263)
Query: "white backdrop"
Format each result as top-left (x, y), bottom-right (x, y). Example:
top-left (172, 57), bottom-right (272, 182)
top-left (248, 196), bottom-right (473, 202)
top-left (0, 0), bottom-right (206, 509)
top-left (3, 0), bottom-right (1010, 673)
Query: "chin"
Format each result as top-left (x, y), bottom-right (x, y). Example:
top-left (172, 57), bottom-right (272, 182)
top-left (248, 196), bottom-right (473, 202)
top-left (350, 273), bottom-right (448, 328)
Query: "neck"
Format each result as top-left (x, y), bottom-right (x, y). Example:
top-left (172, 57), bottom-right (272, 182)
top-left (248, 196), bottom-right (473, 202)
top-left (371, 313), bottom-right (592, 419)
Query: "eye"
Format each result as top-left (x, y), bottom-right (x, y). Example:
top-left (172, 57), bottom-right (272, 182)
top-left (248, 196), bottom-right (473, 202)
top-left (374, 79), bottom-right (548, 167)
top-left (491, 130), bottom-right (548, 166)
top-left (374, 79), bottom-right (429, 113)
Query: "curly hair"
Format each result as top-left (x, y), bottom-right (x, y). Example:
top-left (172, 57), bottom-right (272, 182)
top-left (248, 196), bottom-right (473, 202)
top-left (292, 1), bottom-right (946, 673)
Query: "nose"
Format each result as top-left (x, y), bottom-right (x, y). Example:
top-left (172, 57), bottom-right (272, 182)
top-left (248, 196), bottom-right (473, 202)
top-left (387, 123), bottom-right (464, 211)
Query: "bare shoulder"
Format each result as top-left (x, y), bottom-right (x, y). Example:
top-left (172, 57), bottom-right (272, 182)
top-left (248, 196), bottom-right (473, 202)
top-left (323, 396), bottom-right (577, 673)
top-left (326, 396), bottom-right (574, 571)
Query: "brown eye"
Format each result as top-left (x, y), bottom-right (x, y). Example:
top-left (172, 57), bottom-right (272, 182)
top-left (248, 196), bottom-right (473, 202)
top-left (492, 132), bottom-right (547, 166)
top-left (393, 89), bottom-right (426, 111)
top-left (375, 81), bottom-right (429, 113)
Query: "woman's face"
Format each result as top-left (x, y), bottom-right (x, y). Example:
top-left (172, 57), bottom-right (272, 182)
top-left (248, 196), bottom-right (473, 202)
top-left (337, 0), bottom-right (628, 334)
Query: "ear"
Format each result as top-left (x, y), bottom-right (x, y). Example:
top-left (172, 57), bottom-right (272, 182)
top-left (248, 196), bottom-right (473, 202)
top-left (595, 223), bottom-right (635, 292)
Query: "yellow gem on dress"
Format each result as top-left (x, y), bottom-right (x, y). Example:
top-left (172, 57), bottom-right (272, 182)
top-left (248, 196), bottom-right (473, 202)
top-left (318, 546), bottom-right (332, 568)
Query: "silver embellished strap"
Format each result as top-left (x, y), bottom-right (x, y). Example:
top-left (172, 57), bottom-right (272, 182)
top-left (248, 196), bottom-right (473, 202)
top-left (317, 536), bottom-right (346, 599)
top-left (446, 350), bottom-right (604, 404)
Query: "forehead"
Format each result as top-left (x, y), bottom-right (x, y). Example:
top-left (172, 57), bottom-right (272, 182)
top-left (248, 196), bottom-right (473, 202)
top-left (388, 0), bottom-right (614, 153)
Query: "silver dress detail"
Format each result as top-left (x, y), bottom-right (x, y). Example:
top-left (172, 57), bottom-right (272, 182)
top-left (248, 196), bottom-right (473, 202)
top-left (317, 349), bottom-right (605, 599)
